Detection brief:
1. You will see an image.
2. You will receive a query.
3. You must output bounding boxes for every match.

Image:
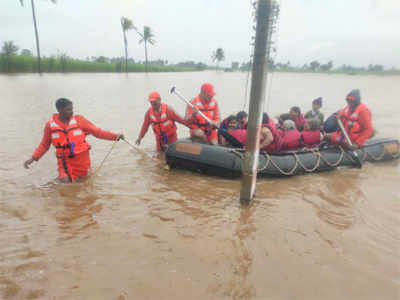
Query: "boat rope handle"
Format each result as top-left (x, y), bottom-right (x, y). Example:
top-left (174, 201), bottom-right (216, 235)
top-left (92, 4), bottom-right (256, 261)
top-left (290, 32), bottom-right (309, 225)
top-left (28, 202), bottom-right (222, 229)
top-left (232, 141), bottom-right (399, 176)
top-left (293, 152), bottom-right (321, 172)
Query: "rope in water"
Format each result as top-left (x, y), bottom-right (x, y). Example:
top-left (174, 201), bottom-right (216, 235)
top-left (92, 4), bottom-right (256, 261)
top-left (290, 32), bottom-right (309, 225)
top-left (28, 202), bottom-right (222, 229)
top-left (122, 139), bottom-right (154, 159)
top-left (91, 139), bottom-right (120, 178)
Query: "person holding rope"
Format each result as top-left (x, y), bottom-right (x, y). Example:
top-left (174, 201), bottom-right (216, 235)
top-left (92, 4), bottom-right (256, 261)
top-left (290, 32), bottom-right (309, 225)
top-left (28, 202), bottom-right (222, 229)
top-left (136, 91), bottom-right (193, 152)
top-left (24, 98), bottom-right (124, 182)
top-left (185, 83), bottom-right (220, 145)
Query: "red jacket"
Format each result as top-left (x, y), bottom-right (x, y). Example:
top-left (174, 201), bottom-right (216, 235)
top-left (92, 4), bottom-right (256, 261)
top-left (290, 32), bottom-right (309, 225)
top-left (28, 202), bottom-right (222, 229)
top-left (301, 130), bottom-right (321, 148)
top-left (281, 129), bottom-right (301, 151)
top-left (228, 129), bottom-right (247, 147)
top-left (291, 114), bottom-right (306, 131)
top-left (261, 123), bottom-right (282, 152)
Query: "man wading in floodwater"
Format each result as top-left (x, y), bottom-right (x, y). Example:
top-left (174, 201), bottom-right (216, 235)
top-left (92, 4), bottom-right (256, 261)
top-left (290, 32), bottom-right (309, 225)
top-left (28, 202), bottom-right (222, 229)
top-left (24, 98), bottom-right (124, 182)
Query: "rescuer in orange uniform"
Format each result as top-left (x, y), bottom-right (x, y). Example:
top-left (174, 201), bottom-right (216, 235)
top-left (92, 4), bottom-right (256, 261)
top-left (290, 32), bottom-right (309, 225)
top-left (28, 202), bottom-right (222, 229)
top-left (328, 89), bottom-right (373, 148)
top-left (24, 98), bottom-right (124, 182)
top-left (136, 91), bottom-right (193, 152)
top-left (185, 83), bottom-right (220, 145)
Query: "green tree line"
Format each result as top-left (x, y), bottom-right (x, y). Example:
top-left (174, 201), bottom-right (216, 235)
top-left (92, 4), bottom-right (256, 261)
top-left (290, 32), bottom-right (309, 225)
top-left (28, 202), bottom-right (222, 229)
top-left (0, 41), bottom-right (207, 73)
top-left (229, 59), bottom-right (400, 75)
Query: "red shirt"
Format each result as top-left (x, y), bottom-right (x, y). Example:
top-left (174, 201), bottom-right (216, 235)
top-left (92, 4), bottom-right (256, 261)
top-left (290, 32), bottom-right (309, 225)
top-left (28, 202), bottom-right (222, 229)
top-left (32, 114), bottom-right (118, 160)
top-left (139, 104), bottom-right (192, 138)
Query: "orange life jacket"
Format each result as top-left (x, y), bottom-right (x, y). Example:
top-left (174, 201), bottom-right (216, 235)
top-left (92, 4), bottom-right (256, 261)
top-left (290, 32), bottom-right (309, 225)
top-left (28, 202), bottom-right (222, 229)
top-left (49, 115), bottom-right (90, 158)
top-left (190, 96), bottom-right (218, 129)
top-left (339, 103), bottom-right (370, 142)
top-left (149, 103), bottom-right (176, 138)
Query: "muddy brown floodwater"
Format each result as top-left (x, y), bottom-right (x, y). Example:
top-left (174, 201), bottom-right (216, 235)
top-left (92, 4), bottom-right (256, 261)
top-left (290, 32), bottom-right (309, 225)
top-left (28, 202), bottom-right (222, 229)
top-left (0, 71), bottom-right (399, 299)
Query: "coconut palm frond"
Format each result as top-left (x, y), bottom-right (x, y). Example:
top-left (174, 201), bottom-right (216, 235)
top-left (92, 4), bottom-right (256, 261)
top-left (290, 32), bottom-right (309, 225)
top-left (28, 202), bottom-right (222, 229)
top-left (121, 17), bottom-right (135, 32)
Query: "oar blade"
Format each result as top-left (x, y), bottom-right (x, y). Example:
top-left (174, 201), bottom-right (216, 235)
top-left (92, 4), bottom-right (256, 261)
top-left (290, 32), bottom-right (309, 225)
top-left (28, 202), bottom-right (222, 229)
top-left (351, 150), bottom-right (363, 168)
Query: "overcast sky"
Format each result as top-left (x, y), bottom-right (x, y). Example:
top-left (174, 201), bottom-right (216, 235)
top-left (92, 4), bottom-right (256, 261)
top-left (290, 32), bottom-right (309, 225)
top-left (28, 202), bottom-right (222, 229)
top-left (1, 0), bottom-right (400, 68)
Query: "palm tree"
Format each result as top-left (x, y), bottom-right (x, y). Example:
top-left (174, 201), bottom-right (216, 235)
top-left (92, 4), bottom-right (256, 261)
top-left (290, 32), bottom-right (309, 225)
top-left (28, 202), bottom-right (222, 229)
top-left (19, 0), bottom-right (57, 73)
top-left (1, 41), bottom-right (19, 72)
top-left (212, 48), bottom-right (225, 71)
top-left (120, 17), bottom-right (135, 73)
top-left (136, 26), bottom-right (155, 73)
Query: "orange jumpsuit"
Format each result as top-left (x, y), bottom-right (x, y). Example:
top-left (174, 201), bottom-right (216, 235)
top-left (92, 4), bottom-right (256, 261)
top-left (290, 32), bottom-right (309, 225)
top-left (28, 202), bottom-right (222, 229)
top-left (331, 103), bottom-right (373, 147)
top-left (139, 103), bottom-right (192, 152)
top-left (32, 114), bottom-right (118, 181)
top-left (185, 95), bottom-right (220, 143)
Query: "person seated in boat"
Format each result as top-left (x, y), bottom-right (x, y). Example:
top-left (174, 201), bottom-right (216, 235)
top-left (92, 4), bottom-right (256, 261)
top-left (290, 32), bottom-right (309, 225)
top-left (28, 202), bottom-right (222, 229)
top-left (276, 113), bottom-right (291, 130)
top-left (220, 115), bottom-right (247, 148)
top-left (185, 83), bottom-right (220, 145)
top-left (222, 113), bottom-right (281, 151)
top-left (236, 111), bottom-right (248, 129)
top-left (323, 110), bottom-right (340, 133)
top-left (280, 120), bottom-right (301, 151)
top-left (305, 97), bottom-right (324, 124)
top-left (136, 91), bottom-right (193, 152)
top-left (23, 98), bottom-right (124, 183)
top-left (325, 89), bottom-right (373, 149)
top-left (289, 106), bottom-right (307, 131)
top-left (301, 118), bottom-right (322, 148)
top-left (260, 113), bottom-right (282, 153)
top-left (218, 113), bottom-right (238, 143)
top-left (220, 111), bottom-right (248, 134)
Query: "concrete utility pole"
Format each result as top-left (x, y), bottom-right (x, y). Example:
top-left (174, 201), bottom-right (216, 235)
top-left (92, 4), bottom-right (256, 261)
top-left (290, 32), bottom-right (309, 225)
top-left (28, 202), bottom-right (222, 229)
top-left (240, 0), bottom-right (272, 205)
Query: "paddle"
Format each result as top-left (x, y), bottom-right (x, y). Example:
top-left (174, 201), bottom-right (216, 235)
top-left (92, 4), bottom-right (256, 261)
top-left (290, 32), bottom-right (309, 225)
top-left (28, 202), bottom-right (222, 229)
top-left (170, 87), bottom-right (243, 148)
top-left (336, 117), bottom-right (363, 168)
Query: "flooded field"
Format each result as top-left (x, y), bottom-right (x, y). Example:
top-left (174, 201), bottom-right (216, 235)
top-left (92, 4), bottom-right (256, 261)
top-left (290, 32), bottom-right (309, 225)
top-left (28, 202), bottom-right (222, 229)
top-left (0, 71), bottom-right (399, 299)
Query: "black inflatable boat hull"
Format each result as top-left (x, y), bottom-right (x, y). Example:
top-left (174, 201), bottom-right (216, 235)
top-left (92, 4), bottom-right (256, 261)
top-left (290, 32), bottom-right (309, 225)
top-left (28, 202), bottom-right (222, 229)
top-left (165, 138), bottom-right (400, 178)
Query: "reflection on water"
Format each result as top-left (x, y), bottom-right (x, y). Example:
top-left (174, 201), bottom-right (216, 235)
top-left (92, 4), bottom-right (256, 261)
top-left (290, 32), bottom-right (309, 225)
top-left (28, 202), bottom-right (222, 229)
top-left (0, 72), bottom-right (399, 299)
top-left (55, 183), bottom-right (102, 241)
top-left (227, 207), bottom-right (257, 300)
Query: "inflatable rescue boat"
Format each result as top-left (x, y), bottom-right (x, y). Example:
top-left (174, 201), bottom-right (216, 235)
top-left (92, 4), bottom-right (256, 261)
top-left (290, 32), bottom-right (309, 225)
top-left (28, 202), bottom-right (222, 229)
top-left (165, 138), bottom-right (400, 178)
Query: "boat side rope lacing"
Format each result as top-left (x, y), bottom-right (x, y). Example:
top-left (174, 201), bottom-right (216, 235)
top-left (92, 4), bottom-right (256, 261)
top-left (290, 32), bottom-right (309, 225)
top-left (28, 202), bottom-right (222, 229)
top-left (311, 147), bottom-right (344, 167)
top-left (260, 152), bottom-right (298, 175)
top-left (293, 152), bottom-right (321, 172)
top-left (230, 142), bottom-right (399, 176)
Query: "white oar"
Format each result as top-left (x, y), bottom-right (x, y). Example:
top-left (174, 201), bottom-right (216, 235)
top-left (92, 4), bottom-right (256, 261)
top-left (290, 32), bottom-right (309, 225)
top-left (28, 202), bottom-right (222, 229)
top-left (337, 118), bottom-right (363, 168)
top-left (170, 86), bottom-right (244, 148)
top-left (170, 86), bottom-right (213, 124)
